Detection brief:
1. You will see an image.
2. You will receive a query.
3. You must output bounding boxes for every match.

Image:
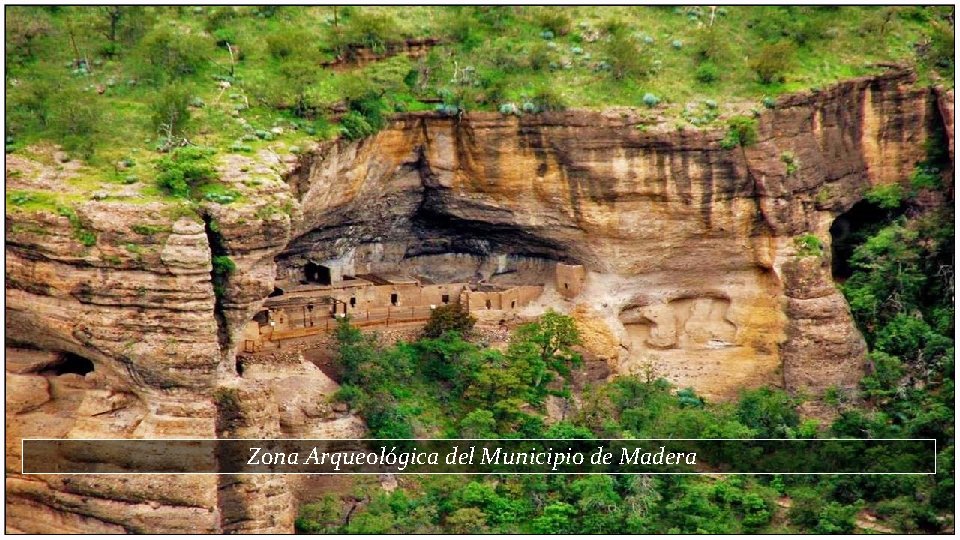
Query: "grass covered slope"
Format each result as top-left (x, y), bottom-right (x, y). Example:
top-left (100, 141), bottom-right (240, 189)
top-left (5, 7), bottom-right (954, 182)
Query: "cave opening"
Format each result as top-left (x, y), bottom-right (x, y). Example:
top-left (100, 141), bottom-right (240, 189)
top-left (304, 262), bottom-right (332, 285)
top-left (43, 352), bottom-right (95, 376)
top-left (829, 199), bottom-right (904, 281)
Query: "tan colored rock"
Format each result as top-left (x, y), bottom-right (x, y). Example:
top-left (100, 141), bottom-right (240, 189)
top-left (570, 304), bottom-right (621, 365)
top-left (3, 67), bottom-right (947, 533)
top-left (7, 374), bottom-right (50, 414)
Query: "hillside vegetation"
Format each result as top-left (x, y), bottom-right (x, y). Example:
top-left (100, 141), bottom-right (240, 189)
top-left (4, 6), bottom-right (954, 206)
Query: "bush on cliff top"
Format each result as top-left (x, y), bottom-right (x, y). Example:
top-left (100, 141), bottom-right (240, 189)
top-left (155, 146), bottom-right (218, 198)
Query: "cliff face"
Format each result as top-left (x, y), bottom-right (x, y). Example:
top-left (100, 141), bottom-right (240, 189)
top-left (4, 68), bottom-right (948, 532)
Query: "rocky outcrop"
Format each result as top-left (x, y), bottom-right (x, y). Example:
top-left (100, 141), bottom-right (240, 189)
top-left (780, 256), bottom-right (867, 396)
top-left (5, 68), bottom-right (950, 533)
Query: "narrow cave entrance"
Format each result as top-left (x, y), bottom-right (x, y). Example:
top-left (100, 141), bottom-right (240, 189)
top-left (829, 199), bottom-right (903, 281)
top-left (42, 352), bottom-right (95, 376)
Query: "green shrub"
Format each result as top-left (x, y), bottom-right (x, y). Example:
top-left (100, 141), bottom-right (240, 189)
top-left (735, 387), bottom-right (799, 437)
top-left (695, 62), bottom-right (720, 83)
top-left (336, 10), bottom-right (400, 55)
top-left (204, 6), bottom-right (238, 32)
top-left (266, 30), bottom-right (316, 60)
top-left (214, 387), bottom-right (242, 428)
top-left (136, 26), bottom-right (212, 84)
top-left (749, 41), bottom-right (794, 84)
top-left (5, 7), bottom-right (52, 64)
top-left (781, 151), bottom-right (799, 176)
top-left (814, 502), bottom-right (859, 534)
top-left (532, 87), bottom-right (567, 112)
top-left (910, 166), bottom-right (941, 190)
top-left (860, 351), bottom-right (904, 399)
top-left (150, 84), bottom-right (192, 138)
top-left (604, 30), bottom-right (653, 80)
top-left (533, 8), bottom-right (572, 36)
top-left (212, 255), bottom-right (236, 277)
top-left (57, 205), bottom-right (97, 247)
top-left (864, 183), bottom-right (904, 209)
top-left (47, 87), bottom-right (102, 157)
top-left (339, 110), bottom-right (376, 141)
top-left (155, 146), bottom-right (217, 198)
top-left (924, 21), bottom-right (954, 75)
top-left (719, 116), bottom-right (758, 149)
top-left (131, 223), bottom-right (167, 236)
top-left (422, 302), bottom-right (477, 339)
top-left (794, 233), bottom-right (823, 257)
top-left (527, 40), bottom-right (554, 71)
top-left (295, 496), bottom-right (341, 534)
top-left (6, 75), bottom-right (57, 134)
top-left (694, 24), bottom-right (731, 64)
top-left (642, 93), bottom-right (660, 107)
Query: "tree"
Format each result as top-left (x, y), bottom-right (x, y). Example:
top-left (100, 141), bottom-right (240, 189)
top-left (415, 332), bottom-right (480, 389)
top-left (511, 310), bottom-right (582, 378)
top-left (571, 476), bottom-right (624, 533)
top-left (136, 26), bottom-right (212, 84)
top-left (694, 23), bottom-right (730, 64)
top-left (154, 146), bottom-right (217, 197)
top-left (459, 409), bottom-right (497, 438)
top-left (6, 72), bottom-right (58, 133)
top-left (47, 86), bottom-right (102, 157)
top-left (332, 9), bottom-right (400, 58)
top-left (150, 84), bottom-right (192, 139)
top-left (749, 41), bottom-right (794, 84)
top-left (603, 29), bottom-right (653, 80)
top-left (422, 302), bottom-right (476, 338)
top-left (333, 316), bottom-right (379, 384)
top-left (532, 502), bottom-right (577, 534)
top-left (445, 507), bottom-right (488, 534)
top-left (95, 6), bottom-right (152, 55)
top-left (5, 7), bottom-right (52, 63)
top-left (735, 387), bottom-right (799, 438)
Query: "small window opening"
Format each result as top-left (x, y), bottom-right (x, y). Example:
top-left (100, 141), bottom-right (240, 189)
top-left (441, 294), bottom-right (450, 304)
top-left (391, 293), bottom-right (398, 306)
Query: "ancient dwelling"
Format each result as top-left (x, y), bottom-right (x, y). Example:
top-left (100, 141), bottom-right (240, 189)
top-left (241, 263), bottom-right (573, 351)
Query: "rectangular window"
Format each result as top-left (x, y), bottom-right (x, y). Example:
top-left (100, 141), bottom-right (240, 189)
top-left (441, 294), bottom-right (450, 304)
top-left (391, 293), bottom-right (398, 306)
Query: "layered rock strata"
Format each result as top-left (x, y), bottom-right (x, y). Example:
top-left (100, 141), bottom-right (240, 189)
top-left (5, 68), bottom-right (950, 532)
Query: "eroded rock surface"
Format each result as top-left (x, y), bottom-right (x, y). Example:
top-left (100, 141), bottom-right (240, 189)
top-left (5, 68), bottom-right (951, 532)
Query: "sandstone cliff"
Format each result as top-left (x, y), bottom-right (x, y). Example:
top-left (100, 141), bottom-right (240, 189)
top-left (5, 68), bottom-right (950, 533)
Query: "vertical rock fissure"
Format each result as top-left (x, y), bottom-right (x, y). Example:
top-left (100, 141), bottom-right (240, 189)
top-left (201, 212), bottom-right (232, 364)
